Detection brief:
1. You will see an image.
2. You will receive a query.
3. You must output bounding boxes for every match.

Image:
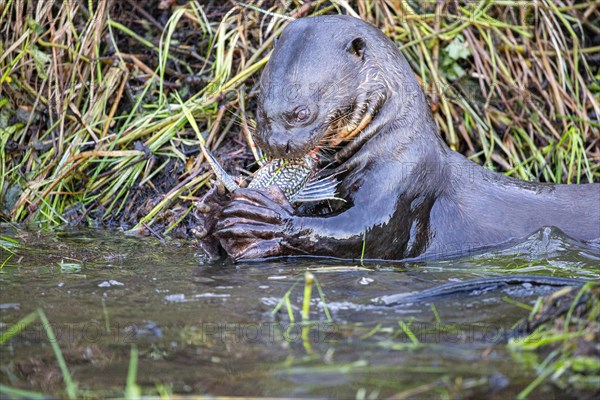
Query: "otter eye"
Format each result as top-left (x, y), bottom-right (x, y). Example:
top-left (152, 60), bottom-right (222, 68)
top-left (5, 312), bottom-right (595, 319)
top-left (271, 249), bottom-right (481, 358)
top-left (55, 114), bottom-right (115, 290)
top-left (346, 37), bottom-right (366, 60)
top-left (294, 106), bottom-right (309, 122)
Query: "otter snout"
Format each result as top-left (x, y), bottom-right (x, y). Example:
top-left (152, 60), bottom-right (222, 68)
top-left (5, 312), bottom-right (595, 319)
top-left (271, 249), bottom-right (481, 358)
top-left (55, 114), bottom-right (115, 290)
top-left (260, 130), bottom-right (304, 158)
top-left (256, 125), bottom-right (319, 159)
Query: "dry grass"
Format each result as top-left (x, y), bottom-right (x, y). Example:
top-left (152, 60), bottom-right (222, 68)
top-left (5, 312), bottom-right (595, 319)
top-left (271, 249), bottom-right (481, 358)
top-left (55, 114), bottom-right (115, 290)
top-left (1, 0), bottom-right (598, 236)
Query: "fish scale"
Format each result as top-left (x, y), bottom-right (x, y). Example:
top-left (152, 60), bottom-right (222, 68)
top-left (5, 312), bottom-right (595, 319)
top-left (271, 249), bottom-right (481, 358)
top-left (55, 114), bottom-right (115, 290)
top-left (248, 158), bottom-right (314, 200)
top-left (201, 146), bottom-right (341, 205)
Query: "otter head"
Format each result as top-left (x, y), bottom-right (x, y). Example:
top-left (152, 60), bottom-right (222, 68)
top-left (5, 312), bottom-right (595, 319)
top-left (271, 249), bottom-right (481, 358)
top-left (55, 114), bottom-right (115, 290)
top-left (255, 15), bottom-right (408, 160)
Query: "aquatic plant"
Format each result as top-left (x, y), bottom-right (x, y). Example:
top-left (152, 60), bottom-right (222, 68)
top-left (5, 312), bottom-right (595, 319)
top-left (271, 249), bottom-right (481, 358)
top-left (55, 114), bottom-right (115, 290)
top-left (509, 282), bottom-right (600, 398)
top-left (0, 308), bottom-right (144, 399)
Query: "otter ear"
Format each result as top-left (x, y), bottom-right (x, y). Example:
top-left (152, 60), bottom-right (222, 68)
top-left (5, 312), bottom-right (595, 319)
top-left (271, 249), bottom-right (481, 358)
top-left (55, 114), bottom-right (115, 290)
top-left (346, 37), bottom-right (366, 60)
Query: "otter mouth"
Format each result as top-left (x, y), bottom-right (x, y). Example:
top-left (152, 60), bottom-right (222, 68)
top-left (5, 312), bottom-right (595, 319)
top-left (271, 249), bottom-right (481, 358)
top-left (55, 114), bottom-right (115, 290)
top-left (240, 95), bottom-right (385, 201)
top-left (326, 103), bottom-right (374, 147)
top-left (313, 89), bottom-right (387, 167)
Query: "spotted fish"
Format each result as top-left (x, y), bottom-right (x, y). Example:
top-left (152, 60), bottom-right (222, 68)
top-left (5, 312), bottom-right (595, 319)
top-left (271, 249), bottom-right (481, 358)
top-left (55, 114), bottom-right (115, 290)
top-left (201, 146), bottom-right (341, 204)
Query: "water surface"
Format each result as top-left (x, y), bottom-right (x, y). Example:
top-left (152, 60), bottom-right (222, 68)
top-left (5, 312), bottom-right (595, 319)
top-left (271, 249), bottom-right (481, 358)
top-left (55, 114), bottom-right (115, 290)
top-left (1, 226), bottom-right (598, 398)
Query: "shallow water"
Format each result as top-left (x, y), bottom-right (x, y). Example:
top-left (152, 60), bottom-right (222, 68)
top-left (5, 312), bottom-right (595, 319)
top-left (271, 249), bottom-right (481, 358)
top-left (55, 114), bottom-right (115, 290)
top-left (1, 226), bottom-right (598, 398)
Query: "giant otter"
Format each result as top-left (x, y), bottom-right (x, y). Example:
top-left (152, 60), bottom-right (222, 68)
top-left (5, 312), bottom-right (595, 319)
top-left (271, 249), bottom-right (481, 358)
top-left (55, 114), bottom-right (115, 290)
top-left (196, 15), bottom-right (600, 261)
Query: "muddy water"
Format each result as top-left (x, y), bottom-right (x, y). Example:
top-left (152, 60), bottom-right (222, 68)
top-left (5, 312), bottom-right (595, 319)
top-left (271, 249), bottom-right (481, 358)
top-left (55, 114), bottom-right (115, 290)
top-left (1, 226), bottom-right (599, 398)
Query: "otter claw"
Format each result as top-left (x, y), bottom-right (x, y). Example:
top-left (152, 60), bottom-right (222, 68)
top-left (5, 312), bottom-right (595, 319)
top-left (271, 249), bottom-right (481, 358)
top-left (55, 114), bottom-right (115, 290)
top-left (217, 182), bottom-right (227, 196)
top-left (196, 203), bottom-right (211, 213)
top-left (191, 227), bottom-right (208, 239)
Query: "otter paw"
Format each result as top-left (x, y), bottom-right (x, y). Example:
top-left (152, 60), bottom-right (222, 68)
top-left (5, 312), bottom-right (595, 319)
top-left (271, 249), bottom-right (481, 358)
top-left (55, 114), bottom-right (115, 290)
top-left (191, 184), bottom-right (232, 260)
top-left (193, 185), bottom-right (230, 231)
top-left (221, 186), bottom-right (294, 221)
top-left (195, 184), bottom-right (230, 216)
top-left (213, 187), bottom-right (295, 259)
top-left (220, 238), bottom-right (284, 260)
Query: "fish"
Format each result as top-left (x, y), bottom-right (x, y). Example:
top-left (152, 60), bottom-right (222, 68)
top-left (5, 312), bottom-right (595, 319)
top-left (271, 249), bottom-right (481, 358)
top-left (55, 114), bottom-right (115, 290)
top-left (200, 145), bottom-right (341, 204)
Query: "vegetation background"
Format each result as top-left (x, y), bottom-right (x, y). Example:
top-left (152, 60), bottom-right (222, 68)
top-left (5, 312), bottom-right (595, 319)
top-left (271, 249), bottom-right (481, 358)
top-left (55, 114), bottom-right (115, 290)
top-left (1, 0), bottom-right (598, 238)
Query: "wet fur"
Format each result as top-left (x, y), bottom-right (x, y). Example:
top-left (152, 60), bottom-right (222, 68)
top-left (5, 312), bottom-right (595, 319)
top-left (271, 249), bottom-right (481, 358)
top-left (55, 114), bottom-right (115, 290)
top-left (202, 15), bottom-right (600, 261)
